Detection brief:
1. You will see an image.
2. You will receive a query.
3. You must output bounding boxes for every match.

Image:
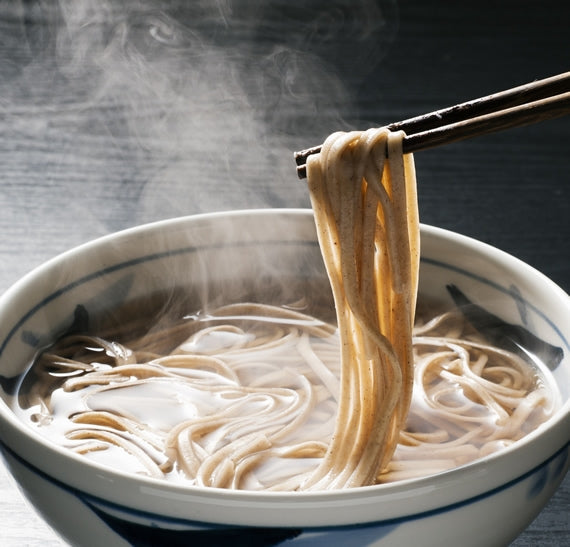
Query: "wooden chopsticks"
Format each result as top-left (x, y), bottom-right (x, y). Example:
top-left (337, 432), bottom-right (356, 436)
top-left (294, 71), bottom-right (570, 179)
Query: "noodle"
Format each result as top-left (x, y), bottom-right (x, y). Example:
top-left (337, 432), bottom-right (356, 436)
top-left (302, 128), bottom-right (419, 489)
top-left (384, 309), bottom-right (554, 482)
top-left (15, 128), bottom-right (556, 491)
top-left (22, 305), bottom-right (343, 491)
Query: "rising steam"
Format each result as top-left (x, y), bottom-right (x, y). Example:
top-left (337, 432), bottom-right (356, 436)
top-left (3, 0), bottom-right (399, 225)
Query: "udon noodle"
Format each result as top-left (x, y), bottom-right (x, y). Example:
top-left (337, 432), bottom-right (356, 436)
top-left (16, 128), bottom-right (556, 490)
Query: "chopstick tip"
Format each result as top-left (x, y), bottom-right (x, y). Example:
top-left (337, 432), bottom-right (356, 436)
top-left (294, 145), bottom-right (322, 179)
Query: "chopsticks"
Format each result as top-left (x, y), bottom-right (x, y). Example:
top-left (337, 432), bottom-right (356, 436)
top-left (294, 71), bottom-right (570, 179)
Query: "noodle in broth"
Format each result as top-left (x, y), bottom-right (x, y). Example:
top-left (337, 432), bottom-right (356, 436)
top-left (15, 128), bottom-right (556, 490)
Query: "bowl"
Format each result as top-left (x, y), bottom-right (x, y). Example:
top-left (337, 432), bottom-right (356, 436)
top-left (0, 209), bottom-right (568, 547)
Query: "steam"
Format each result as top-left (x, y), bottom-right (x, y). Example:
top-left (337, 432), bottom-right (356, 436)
top-left (4, 0), bottom-right (399, 227)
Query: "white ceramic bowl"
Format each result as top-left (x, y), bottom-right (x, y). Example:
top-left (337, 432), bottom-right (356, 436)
top-left (0, 209), bottom-right (568, 547)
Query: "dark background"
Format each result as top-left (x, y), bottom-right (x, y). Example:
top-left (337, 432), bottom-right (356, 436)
top-left (0, 1), bottom-right (568, 545)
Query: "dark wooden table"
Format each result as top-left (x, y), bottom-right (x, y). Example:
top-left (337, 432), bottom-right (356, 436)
top-left (0, 1), bottom-right (568, 545)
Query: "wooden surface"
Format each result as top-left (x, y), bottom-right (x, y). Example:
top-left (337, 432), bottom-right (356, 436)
top-left (0, 1), bottom-right (568, 545)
